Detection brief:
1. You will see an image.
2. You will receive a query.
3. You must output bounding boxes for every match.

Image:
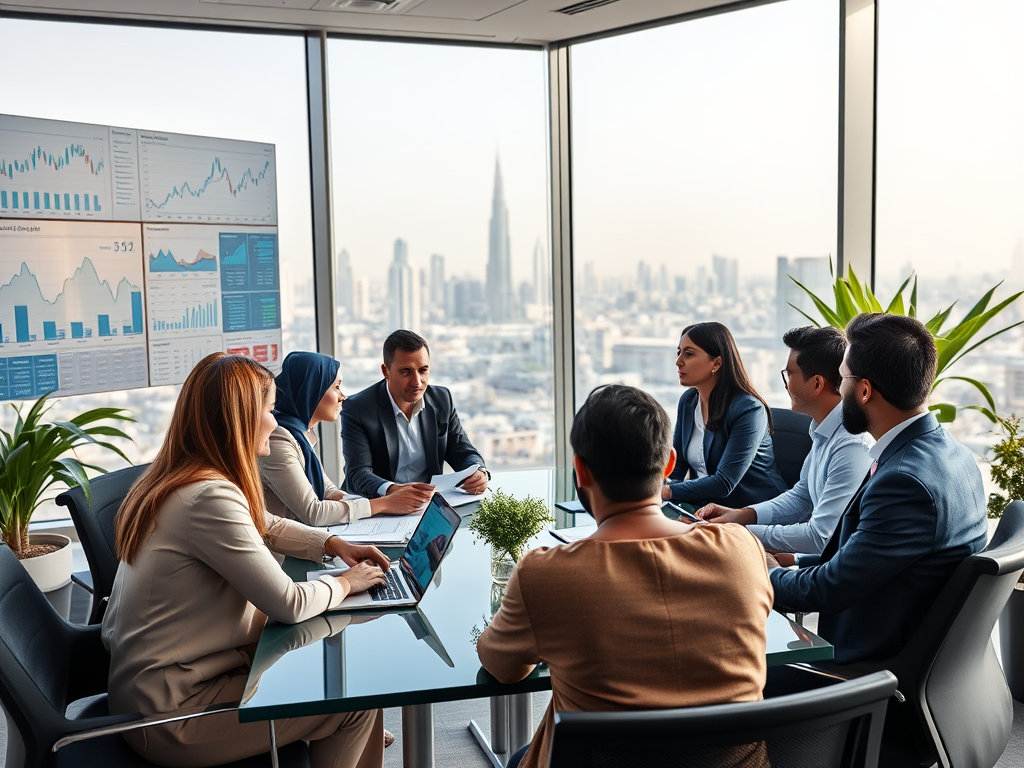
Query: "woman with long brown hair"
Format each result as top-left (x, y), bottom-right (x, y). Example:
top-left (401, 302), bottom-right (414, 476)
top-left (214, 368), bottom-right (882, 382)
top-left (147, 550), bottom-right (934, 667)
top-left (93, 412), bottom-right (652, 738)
top-left (662, 322), bottom-right (786, 508)
top-left (104, 353), bottom-right (388, 768)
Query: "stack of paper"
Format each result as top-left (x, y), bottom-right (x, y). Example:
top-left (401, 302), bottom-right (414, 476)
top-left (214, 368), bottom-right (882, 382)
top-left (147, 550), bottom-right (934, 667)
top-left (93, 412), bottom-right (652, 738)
top-left (325, 514), bottom-right (422, 544)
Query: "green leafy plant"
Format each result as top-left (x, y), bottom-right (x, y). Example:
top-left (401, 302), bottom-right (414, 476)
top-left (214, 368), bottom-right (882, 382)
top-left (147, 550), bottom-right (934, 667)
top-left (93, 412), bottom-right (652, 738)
top-left (988, 417), bottom-right (1024, 520)
top-left (0, 392), bottom-right (134, 557)
top-left (790, 263), bottom-right (1024, 423)
top-left (467, 488), bottom-right (553, 563)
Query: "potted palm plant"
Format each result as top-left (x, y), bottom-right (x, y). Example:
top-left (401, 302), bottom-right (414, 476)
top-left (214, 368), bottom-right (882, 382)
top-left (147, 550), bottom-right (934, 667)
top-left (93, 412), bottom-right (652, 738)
top-left (790, 264), bottom-right (1023, 423)
top-left (0, 392), bottom-right (133, 592)
top-left (468, 488), bottom-right (552, 584)
top-left (988, 417), bottom-right (1024, 701)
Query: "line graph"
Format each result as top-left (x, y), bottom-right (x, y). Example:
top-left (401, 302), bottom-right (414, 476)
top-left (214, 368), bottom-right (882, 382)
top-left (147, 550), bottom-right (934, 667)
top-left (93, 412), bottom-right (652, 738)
top-left (139, 131), bottom-right (277, 225)
top-left (0, 115), bottom-right (121, 220)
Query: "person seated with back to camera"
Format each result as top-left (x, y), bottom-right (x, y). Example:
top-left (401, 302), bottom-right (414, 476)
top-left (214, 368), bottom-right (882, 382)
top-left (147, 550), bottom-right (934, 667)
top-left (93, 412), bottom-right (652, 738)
top-left (260, 350), bottom-right (429, 526)
top-left (478, 384), bottom-right (774, 768)
top-left (341, 329), bottom-right (489, 501)
top-left (697, 326), bottom-right (873, 563)
top-left (103, 353), bottom-right (390, 768)
top-left (662, 321), bottom-right (787, 510)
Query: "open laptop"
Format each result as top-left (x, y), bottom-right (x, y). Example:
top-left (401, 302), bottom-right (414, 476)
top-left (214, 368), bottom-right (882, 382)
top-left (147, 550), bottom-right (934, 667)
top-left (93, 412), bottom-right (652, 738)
top-left (324, 493), bottom-right (462, 610)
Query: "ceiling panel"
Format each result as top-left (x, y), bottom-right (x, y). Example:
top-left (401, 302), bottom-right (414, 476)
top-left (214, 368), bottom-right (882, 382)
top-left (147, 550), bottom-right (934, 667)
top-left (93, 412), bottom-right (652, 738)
top-left (0, 0), bottom-right (764, 45)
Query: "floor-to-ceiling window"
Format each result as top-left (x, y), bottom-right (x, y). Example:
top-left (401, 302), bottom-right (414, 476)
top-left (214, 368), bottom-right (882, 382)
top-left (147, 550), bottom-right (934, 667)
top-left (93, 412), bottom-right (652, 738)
top-left (326, 40), bottom-right (554, 470)
top-left (570, 0), bottom-right (839, 420)
top-left (875, 0), bottom-right (1024, 461)
top-left (0, 18), bottom-right (315, 518)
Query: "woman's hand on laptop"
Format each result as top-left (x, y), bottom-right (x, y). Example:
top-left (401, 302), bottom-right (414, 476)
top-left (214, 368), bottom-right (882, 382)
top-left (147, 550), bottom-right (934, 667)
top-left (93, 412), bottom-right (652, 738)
top-left (325, 536), bottom-right (390, 569)
top-left (337, 561), bottom-right (387, 595)
top-left (695, 504), bottom-right (756, 526)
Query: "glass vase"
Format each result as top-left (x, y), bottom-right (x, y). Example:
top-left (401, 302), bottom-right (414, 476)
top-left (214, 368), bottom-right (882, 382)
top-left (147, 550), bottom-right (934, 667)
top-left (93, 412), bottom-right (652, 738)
top-left (490, 547), bottom-right (516, 585)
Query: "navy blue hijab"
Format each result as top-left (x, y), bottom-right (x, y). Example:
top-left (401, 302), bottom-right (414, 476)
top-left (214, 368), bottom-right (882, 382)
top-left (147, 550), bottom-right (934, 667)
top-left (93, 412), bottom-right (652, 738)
top-left (273, 351), bottom-right (341, 501)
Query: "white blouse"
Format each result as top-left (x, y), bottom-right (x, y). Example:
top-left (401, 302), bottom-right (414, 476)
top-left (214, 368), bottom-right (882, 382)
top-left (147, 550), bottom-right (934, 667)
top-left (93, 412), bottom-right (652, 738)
top-left (686, 398), bottom-right (709, 478)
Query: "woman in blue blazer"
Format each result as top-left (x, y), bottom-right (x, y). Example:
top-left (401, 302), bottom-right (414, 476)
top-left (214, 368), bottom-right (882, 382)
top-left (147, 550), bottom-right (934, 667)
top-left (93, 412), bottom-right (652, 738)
top-left (662, 322), bottom-right (786, 508)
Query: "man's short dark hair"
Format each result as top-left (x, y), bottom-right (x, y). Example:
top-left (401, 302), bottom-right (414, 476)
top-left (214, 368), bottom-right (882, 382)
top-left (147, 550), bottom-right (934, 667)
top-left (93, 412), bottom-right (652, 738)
top-left (783, 326), bottom-right (847, 392)
top-left (383, 330), bottom-right (430, 368)
top-left (845, 313), bottom-right (937, 410)
top-left (570, 385), bottom-right (672, 502)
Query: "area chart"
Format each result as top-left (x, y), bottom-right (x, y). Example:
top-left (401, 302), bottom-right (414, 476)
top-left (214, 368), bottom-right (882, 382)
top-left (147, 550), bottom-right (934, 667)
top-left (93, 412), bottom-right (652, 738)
top-left (0, 220), bottom-right (149, 398)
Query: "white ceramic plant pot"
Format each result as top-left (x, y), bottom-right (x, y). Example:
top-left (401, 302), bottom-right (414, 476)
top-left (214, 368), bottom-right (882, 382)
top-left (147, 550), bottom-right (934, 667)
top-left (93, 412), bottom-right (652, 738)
top-left (18, 533), bottom-right (73, 592)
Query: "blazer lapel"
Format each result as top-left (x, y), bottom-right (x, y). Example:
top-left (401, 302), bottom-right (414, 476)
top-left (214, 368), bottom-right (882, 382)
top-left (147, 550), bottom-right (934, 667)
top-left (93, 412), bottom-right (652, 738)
top-left (422, 395), bottom-right (440, 476)
top-left (376, 382), bottom-right (400, 479)
top-left (821, 467), bottom-right (872, 561)
top-left (703, 426), bottom-right (716, 473)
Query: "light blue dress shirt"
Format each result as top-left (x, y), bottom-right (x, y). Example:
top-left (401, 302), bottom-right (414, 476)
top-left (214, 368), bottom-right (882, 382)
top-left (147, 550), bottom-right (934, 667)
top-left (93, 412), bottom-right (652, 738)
top-left (376, 387), bottom-right (428, 497)
top-left (747, 403), bottom-right (873, 555)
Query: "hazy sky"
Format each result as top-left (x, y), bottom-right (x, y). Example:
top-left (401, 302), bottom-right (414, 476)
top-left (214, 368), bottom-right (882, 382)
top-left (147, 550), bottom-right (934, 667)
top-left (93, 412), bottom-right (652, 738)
top-left (1, 0), bottom-right (1022, 291)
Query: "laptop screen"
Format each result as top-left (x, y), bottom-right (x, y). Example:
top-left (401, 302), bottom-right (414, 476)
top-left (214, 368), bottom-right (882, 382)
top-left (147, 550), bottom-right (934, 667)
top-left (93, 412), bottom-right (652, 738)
top-left (402, 495), bottom-right (461, 593)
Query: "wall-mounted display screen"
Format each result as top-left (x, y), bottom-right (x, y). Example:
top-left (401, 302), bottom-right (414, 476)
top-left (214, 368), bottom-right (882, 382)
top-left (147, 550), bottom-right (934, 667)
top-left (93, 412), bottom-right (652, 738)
top-left (0, 114), bottom-right (281, 397)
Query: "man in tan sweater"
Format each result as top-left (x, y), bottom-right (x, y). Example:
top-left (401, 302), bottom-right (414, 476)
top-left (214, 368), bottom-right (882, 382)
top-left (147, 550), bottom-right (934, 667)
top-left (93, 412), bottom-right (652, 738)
top-left (477, 384), bottom-right (774, 768)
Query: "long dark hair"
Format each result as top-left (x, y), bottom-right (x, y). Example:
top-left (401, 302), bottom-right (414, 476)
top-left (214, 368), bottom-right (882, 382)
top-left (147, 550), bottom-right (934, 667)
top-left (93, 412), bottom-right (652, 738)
top-left (681, 322), bottom-right (773, 434)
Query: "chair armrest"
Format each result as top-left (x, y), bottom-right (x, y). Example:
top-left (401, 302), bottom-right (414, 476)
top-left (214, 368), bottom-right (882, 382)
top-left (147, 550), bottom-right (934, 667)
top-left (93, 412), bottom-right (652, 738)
top-left (52, 701), bottom-right (242, 752)
top-left (71, 571), bottom-right (94, 593)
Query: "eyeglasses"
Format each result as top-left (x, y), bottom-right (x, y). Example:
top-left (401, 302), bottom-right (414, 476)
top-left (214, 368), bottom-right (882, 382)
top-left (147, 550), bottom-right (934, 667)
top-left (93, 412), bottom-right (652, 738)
top-left (780, 369), bottom-right (791, 388)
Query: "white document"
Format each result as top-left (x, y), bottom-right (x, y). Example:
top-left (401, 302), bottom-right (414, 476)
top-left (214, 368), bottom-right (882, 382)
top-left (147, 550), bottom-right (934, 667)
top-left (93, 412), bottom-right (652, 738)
top-left (325, 513), bottom-right (421, 544)
top-left (430, 464), bottom-right (487, 506)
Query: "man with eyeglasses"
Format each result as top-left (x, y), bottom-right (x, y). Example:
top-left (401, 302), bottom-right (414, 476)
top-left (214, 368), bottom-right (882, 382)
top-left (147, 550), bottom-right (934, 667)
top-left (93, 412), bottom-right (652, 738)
top-left (696, 326), bottom-right (873, 562)
top-left (767, 313), bottom-right (987, 666)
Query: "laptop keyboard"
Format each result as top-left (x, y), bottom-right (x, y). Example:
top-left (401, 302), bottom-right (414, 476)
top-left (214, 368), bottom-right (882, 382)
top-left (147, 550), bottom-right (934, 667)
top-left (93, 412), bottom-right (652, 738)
top-left (369, 568), bottom-right (409, 602)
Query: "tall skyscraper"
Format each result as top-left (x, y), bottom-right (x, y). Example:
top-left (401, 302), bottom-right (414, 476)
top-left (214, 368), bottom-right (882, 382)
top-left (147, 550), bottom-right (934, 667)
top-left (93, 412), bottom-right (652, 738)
top-left (336, 248), bottom-right (354, 318)
top-left (776, 255), bottom-right (831, 343)
top-left (388, 238), bottom-right (420, 332)
top-left (486, 157), bottom-right (515, 323)
top-left (712, 254), bottom-right (739, 297)
top-left (430, 254), bottom-right (446, 306)
top-left (532, 239), bottom-right (550, 305)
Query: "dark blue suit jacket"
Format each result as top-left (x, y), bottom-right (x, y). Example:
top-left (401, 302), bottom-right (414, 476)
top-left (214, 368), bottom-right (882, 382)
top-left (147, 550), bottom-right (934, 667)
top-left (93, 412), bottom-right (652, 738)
top-left (341, 380), bottom-right (485, 499)
top-left (667, 388), bottom-right (786, 508)
top-left (771, 413), bottom-right (987, 663)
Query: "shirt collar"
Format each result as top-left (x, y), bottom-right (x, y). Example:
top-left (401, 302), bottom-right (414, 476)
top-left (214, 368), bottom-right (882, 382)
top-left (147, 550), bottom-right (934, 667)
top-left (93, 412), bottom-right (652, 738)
top-left (386, 384), bottom-right (425, 423)
top-left (810, 402), bottom-right (845, 440)
top-left (303, 427), bottom-right (318, 448)
top-left (869, 411), bottom-right (930, 460)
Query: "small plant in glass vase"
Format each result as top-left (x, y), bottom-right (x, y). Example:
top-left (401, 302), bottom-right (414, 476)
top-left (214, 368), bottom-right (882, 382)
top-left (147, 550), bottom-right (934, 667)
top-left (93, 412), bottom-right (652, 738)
top-left (468, 488), bottom-right (552, 585)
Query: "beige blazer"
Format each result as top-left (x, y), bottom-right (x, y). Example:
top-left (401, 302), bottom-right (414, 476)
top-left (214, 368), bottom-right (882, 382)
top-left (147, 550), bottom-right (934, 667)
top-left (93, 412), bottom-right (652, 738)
top-left (261, 426), bottom-right (371, 526)
top-left (102, 480), bottom-right (345, 720)
top-left (477, 524), bottom-right (774, 768)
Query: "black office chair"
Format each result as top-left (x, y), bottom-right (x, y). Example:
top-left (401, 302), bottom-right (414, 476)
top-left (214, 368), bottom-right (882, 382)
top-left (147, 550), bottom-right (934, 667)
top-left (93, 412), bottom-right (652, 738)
top-left (548, 670), bottom-right (896, 768)
top-left (796, 500), bottom-right (1024, 768)
top-left (0, 544), bottom-right (309, 768)
top-left (55, 463), bottom-right (149, 624)
top-left (769, 408), bottom-right (813, 490)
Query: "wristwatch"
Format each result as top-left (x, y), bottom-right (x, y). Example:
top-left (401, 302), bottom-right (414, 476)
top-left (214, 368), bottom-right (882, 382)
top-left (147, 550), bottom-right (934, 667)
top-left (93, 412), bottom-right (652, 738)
top-left (480, 467), bottom-right (492, 481)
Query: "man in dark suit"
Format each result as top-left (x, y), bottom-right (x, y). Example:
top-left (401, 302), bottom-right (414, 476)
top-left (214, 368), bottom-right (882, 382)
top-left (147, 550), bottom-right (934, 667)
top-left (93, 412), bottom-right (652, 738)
top-left (768, 313), bottom-right (987, 664)
top-left (342, 329), bottom-right (489, 500)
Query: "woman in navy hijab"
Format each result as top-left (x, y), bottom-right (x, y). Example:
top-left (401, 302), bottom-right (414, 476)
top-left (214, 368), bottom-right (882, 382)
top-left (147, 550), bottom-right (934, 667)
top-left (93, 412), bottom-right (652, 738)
top-left (260, 351), bottom-right (422, 526)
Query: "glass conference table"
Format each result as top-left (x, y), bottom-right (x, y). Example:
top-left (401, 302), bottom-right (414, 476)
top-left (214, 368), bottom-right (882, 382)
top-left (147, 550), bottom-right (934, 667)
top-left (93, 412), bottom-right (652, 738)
top-left (240, 469), bottom-right (832, 768)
